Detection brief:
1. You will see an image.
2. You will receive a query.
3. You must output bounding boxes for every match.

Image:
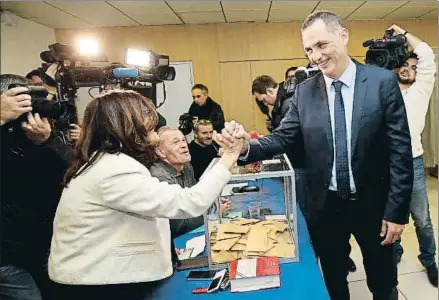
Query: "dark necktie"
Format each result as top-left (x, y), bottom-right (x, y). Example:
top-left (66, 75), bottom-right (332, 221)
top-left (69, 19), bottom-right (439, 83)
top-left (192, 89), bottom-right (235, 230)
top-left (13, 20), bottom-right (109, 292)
top-left (333, 80), bottom-right (351, 199)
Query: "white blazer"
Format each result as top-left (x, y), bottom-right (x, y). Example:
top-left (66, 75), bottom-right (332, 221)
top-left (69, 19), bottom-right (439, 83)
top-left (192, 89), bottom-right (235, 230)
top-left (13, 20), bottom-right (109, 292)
top-left (49, 152), bottom-right (231, 285)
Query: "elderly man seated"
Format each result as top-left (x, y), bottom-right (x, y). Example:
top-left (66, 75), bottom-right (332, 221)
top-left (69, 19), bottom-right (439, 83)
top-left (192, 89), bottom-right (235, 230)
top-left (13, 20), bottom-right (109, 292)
top-left (150, 126), bottom-right (231, 240)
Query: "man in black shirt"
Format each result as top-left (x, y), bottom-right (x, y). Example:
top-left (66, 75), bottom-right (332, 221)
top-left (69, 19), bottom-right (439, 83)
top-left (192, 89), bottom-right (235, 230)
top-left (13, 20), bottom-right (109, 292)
top-left (188, 84), bottom-right (225, 132)
top-left (1, 74), bottom-right (73, 300)
top-left (188, 120), bottom-right (219, 181)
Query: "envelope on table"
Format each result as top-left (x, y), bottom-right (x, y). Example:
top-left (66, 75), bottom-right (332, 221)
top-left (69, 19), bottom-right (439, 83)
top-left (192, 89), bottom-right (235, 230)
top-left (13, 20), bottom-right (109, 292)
top-left (245, 225), bottom-right (271, 252)
top-left (264, 243), bottom-right (295, 258)
top-left (276, 230), bottom-right (293, 244)
top-left (212, 250), bottom-right (236, 263)
top-left (274, 222), bottom-right (288, 233)
top-left (231, 243), bottom-right (246, 251)
top-left (230, 218), bottom-right (261, 226)
top-left (216, 232), bottom-right (242, 241)
top-left (217, 223), bottom-right (250, 234)
top-left (211, 237), bottom-right (240, 251)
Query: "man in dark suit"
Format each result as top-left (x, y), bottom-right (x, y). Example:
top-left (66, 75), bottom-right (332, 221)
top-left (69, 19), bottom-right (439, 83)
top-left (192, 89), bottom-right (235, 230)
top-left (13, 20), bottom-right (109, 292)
top-left (215, 11), bottom-right (413, 300)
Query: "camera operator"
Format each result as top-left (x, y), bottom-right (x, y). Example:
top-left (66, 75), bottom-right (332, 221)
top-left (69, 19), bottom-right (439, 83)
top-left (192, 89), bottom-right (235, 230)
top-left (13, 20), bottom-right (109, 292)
top-left (389, 24), bottom-right (438, 286)
top-left (26, 64), bottom-right (82, 144)
top-left (0, 74), bottom-right (74, 300)
top-left (25, 64), bottom-right (59, 100)
top-left (188, 84), bottom-right (225, 132)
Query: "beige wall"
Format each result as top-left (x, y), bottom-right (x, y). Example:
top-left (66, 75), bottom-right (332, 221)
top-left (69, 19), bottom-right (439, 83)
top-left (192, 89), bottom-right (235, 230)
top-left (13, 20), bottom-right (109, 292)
top-left (55, 19), bottom-right (438, 134)
top-left (1, 15), bottom-right (55, 76)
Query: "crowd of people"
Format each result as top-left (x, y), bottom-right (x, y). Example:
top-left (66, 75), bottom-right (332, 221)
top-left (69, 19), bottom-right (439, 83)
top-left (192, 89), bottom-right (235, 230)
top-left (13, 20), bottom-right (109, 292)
top-left (0, 9), bottom-right (437, 300)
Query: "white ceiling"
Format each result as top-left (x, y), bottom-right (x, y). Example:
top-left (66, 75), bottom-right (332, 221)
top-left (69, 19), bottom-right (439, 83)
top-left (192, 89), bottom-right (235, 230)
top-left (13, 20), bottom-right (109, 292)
top-left (1, 1), bottom-right (437, 29)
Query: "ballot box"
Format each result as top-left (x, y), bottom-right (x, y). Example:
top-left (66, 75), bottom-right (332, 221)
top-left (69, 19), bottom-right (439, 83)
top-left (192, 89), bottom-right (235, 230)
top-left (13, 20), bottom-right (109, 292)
top-left (202, 154), bottom-right (299, 270)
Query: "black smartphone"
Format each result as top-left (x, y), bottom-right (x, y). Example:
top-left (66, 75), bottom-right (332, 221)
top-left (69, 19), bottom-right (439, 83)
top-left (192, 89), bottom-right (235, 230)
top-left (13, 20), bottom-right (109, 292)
top-left (186, 270), bottom-right (217, 281)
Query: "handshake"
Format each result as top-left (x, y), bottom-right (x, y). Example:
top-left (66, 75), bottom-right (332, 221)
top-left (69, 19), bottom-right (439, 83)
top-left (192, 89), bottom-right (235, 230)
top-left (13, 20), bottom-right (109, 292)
top-left (213, 120), bottom-right (251, 156)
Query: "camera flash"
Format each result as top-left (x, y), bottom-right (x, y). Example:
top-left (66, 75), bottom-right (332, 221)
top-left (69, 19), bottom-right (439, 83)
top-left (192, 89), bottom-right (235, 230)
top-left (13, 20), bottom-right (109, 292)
top-left (125, 48), bottom-right (152, 68)
top-left (78, 39), bottom-right (98, 56)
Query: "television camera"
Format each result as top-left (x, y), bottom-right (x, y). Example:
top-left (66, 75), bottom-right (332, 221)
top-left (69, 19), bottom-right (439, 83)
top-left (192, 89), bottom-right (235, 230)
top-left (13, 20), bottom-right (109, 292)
top-left (363, 29), bottom-right (408, 70)
top-left (22, 43), bottom-right (176, 129)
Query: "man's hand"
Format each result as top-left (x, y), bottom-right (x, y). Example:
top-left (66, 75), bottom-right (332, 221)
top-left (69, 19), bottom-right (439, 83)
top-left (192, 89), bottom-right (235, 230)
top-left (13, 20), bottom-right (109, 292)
top-left (21, 113), bottom-right (51, 145)
top-left (380, 220), bottom-right (405, 245)
top-left (387, 24), bottom-right (405, 35)
top-left (214, 121), bottom-right (250, 155)
top-left (1, 87), bottom-right (32, 125)
top-left (68, 124), bottom-right (82, 141)
top-left (219, 198), bottom-right (231, 216)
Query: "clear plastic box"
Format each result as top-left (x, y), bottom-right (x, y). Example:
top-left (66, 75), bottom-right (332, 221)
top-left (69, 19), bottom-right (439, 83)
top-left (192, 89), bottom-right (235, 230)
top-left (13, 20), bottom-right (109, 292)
top-left (202, 154), bottom-right (299, 270)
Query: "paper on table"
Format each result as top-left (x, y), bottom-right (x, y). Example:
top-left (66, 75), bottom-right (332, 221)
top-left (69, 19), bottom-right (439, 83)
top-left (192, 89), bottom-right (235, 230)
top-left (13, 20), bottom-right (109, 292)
top-left (216, 232), bottom-right (242, 241)
top-left (185, 235), bottom-right (206, 258)
top-left (263, 243), bottom-right (295, 258)
top-left (246, 226), bottom-right (271, 252)
top-left (276, 230), bottom-right (293, 244)
top-left (230, 218), bottom-right (261, 226)
top-left (212, 250), bottom-right (236, 263)
top-left (211, 237), bottom-right (240, 251)
top-left (217, 223), bottom-right (250, 234)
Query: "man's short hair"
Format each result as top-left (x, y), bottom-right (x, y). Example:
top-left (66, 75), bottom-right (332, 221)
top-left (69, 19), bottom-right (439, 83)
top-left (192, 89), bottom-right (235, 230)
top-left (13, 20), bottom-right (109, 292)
top-left (251, 75), bottom-right (278, 95)
top-left (194, 119), bottom-right (213, 134)
top-left (25, 70), bottom-right (40, 80)
top-left (0, 74), bottom-right (30, 94)
top-left (407, 52), bottom-right (419, 60)
top-left (301, 11), bottom-right (344, 33)
top-left (192, 84), bottom-right (208, 94)
top-left (285, 67), bottom-right (298, 79)
top-left (157, 125), bottom-right (179, 138)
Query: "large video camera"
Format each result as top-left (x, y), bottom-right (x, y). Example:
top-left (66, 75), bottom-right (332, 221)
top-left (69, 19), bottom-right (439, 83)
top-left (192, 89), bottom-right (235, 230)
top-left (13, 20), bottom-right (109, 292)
top-left (363, 29), bottom-right (408, 70)
top-left (37, 43), bottom-right (176, 108)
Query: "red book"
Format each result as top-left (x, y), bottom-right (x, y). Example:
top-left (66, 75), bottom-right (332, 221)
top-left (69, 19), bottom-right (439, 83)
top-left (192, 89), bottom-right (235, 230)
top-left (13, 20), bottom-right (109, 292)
top-left (229, 257), bottom-right (280, 293)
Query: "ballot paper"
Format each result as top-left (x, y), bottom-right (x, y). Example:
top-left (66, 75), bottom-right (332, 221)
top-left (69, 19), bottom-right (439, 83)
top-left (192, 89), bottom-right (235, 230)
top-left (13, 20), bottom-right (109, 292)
top-left (186, 235), bottom-right (205, 258)
top-left (210, 219), bottom-right (296, 264)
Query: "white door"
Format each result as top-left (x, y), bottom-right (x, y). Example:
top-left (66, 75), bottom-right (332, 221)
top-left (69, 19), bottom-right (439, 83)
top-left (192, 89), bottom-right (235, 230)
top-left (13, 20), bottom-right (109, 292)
top-left (156, 61), bottom-right (194, 127)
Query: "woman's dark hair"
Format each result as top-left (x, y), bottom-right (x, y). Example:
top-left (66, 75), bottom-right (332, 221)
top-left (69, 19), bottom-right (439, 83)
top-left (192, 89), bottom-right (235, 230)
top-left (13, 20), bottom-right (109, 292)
top-left (64, 89), bottom-right (158, 186)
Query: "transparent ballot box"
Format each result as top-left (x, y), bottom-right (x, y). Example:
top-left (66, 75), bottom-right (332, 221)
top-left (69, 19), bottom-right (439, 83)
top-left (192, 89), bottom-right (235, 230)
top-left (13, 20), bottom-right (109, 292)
top-left (202, 154), bottom-right (299, 270)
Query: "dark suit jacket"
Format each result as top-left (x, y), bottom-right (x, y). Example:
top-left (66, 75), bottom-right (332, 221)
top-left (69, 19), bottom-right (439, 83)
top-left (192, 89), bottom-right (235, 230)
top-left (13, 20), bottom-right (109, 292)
top-left (242, 62), bottom-right (413, 225)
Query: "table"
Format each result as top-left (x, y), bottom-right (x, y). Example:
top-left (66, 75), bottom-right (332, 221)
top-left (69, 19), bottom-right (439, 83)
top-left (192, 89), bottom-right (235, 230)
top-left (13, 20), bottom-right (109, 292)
top-left (151, 205), bottom-right (330, 299)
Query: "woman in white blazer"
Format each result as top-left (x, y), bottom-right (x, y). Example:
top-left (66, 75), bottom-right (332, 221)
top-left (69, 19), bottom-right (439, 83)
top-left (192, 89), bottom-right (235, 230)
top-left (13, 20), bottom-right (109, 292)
top-left (49, 90), bottom-right (244, 300)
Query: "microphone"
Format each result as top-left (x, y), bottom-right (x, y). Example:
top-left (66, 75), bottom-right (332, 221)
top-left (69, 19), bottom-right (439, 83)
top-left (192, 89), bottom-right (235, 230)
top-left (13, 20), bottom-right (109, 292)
top-left (112, 67), bottom-right (139, 78)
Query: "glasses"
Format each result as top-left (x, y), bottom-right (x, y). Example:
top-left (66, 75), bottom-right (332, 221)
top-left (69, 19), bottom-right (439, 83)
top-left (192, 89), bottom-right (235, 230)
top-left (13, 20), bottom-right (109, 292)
top-left (192, 95), bottom-right (203, 99)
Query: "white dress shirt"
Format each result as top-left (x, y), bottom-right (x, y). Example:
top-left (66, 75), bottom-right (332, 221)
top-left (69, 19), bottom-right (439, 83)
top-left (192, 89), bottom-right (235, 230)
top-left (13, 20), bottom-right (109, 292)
top-left (400, 42), bottom-right (436, 158)
top-left (323, 59), bottom-right (357, 193)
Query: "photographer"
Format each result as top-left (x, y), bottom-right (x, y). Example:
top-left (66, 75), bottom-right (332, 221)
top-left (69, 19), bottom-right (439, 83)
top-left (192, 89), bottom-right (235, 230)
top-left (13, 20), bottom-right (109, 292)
top-left (389, 24), bottom-right (438, 286)
top-left (188, 84), bottom-right (225, 132)
top-left (0, 74), bottom-right (73, 300)
top-left (26, 64), bottom-right (82, 144)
